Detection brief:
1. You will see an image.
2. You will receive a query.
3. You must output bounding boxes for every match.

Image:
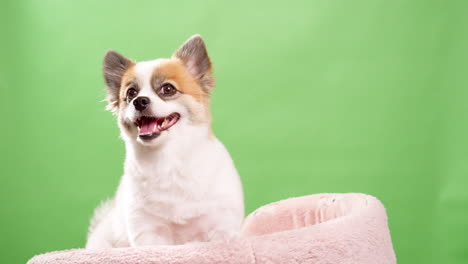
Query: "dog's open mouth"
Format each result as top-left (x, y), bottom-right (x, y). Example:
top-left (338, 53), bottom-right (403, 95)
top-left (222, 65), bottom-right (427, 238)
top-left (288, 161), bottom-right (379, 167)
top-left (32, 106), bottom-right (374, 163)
top-left (135, 113), bottom-right (180, 140)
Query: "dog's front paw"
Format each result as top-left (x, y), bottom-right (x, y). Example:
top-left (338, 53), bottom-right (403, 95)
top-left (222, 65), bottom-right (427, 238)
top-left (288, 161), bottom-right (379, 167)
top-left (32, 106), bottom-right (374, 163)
top-left (207, 229), bottom-right (238, 242)
top-left (129, 228), bottom-right (173, 247)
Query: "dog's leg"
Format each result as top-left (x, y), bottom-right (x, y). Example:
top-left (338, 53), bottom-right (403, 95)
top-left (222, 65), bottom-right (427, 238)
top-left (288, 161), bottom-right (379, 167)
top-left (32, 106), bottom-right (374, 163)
top-left (127, 214), bottom-right (173, 246)
top-left (205, 210), bottom-right (243, 242)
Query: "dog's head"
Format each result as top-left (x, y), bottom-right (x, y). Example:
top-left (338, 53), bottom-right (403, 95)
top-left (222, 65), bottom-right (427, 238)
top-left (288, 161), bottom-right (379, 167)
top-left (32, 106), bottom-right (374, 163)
top-left (103, 35), bottom-right (214, 147)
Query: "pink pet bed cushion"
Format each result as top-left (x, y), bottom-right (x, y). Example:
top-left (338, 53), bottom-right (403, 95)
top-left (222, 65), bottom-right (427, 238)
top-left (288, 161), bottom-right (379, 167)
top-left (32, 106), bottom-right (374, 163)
top-left (27, 193), bottom-right (396, 264)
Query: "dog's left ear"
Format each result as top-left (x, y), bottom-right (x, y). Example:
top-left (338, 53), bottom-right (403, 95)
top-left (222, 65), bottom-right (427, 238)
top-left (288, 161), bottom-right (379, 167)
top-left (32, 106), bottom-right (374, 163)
top-left (173, 35), bottom-right (214, 92)
top-left (103, 50), bottom-right (134, 112)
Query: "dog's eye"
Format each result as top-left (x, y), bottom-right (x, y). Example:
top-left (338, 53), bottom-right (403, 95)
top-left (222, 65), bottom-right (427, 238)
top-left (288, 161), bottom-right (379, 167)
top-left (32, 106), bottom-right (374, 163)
top-left (160, 83), bottom-right (177, 97)
top-left (126, 88), bottom-right (138, 102)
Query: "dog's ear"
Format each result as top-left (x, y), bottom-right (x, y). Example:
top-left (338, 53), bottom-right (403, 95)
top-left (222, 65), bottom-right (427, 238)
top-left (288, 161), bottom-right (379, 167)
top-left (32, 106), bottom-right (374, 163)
top-left (103, 50), bottom-right (134, 112)
top-left (173, 35), bottom-right (214, 92)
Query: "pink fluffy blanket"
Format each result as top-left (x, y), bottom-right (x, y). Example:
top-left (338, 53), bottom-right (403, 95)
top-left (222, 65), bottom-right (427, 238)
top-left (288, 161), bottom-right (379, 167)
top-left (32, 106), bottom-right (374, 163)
top-left (27, 193), bottom-right (396, 264)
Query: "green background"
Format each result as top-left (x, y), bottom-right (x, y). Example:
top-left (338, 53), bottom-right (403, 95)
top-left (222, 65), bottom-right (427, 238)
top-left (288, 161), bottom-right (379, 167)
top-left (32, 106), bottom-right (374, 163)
top-left (1, 0), bottom-right (467, 263)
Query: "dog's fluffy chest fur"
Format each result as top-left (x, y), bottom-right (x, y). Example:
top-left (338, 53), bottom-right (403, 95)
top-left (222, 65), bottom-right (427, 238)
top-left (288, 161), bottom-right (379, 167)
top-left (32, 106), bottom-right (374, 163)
top-left (122, 133), bottom-right (242, 224)
top-left (87, 127), bottom-right (244, 248)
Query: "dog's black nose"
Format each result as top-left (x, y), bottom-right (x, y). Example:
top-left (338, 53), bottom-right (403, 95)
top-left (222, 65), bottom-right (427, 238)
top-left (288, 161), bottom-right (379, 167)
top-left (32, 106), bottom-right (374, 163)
top-left (133, 96), bottom-right (150, 111)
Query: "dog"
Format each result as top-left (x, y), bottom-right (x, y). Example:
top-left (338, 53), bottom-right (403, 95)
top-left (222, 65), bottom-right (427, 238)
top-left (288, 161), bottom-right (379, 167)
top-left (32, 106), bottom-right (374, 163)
top-left (85, 35), bottom-right (244, 248)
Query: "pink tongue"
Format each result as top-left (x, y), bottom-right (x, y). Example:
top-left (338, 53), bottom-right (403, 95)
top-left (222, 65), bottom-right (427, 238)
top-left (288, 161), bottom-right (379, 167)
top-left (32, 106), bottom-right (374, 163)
top-left (140, 118), bottom-right (158, 134)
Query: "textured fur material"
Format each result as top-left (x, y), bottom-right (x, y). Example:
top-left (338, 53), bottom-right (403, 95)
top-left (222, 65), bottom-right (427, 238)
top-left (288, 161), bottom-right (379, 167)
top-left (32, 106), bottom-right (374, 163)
top-left (27, 193), bottom-right (396, 264)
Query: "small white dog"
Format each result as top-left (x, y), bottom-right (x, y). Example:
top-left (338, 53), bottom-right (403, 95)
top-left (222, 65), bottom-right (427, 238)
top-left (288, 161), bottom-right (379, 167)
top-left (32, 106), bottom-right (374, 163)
top-left (86, 35), bottom-right (244, 248)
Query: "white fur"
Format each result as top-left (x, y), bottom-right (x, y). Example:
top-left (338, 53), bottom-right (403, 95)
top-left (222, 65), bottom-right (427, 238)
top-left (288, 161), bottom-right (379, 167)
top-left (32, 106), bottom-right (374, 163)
top-left (86, 59), bottom-right (244, 248)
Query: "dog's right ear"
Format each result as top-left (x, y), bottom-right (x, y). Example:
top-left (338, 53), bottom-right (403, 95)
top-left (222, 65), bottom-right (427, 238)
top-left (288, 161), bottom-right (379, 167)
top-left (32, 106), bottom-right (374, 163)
top-left (103, 50), bottom-right (134, 112)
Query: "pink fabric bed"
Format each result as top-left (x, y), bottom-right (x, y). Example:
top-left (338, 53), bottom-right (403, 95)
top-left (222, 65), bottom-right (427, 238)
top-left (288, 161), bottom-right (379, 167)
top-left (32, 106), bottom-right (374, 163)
top-left (27, 193), bottom-right (396, 264)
